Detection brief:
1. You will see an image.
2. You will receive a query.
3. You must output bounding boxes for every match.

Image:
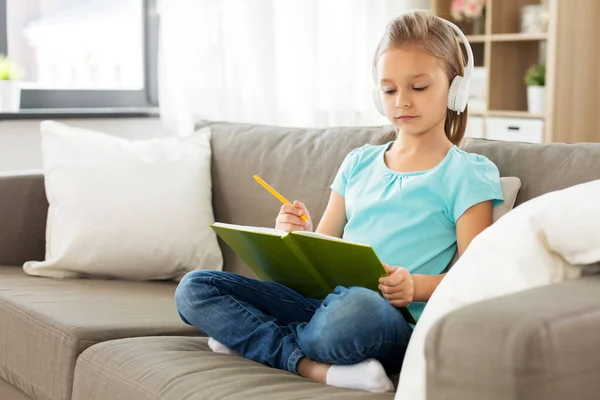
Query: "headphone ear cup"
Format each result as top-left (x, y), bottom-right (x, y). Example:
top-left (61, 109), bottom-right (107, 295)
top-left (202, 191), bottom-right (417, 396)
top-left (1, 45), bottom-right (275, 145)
top-left (373, 87), bottom-right (385, 116)
top-left (455, 78), bottom-right (470, 113)
top-left (447, 75), bottom-right (470, 113)
top-left (447, 76), bottom-right (461, 112)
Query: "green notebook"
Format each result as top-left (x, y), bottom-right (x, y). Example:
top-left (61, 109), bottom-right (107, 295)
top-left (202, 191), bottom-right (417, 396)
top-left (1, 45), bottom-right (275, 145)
top-left (210, 222), bottom-right (415, 324)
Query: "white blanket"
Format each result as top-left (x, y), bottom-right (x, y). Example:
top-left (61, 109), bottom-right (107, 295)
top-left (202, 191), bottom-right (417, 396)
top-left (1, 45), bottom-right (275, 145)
top-left (395, 179), bottom-right (600, 400)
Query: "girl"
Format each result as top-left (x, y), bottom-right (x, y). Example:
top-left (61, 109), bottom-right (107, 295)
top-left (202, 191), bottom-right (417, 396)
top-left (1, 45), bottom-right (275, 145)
top-left (175, 10), bottom-right (503, 393)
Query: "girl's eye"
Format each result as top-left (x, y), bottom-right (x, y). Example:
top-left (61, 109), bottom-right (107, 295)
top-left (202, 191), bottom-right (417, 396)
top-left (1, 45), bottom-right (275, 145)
top-left (382, 89), bottom-right (396, 95)
top-left (413, 86), bottom-right (428, 92)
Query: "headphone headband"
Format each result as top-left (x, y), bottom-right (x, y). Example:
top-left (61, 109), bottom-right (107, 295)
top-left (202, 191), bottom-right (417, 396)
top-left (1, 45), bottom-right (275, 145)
top-left (437, 17), bottom-right (474, 81)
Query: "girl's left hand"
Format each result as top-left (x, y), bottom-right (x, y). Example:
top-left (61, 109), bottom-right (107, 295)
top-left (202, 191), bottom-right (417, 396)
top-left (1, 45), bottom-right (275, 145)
top-left (378, 264), bottom-right (415, 307)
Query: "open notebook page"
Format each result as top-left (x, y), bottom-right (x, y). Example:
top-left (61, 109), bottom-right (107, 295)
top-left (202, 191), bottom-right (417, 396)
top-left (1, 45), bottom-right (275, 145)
top-left (211, 222), bottom-right (286, 236)
top-left (212, 223), bottom-right (368, 247)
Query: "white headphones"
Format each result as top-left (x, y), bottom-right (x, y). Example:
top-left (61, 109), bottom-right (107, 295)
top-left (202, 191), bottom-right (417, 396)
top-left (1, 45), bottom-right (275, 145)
top-left (373, 17), bottom-right (474, 115)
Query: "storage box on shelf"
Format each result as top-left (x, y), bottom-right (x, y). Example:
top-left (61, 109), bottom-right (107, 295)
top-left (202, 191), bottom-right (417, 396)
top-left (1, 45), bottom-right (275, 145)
top-left (485, 117), bottom-right (543, 143)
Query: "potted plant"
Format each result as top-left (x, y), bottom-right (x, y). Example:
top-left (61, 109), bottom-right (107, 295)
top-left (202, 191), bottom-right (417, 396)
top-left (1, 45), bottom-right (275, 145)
top-left (524, 64), bottom-right (545, 115)
top-left (0, 55), bottom-right (22, 113)
top-left (451, 0), bottom-right (486, 35)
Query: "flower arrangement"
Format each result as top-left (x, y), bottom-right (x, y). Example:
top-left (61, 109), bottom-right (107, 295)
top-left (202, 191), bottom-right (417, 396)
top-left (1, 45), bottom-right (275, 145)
top-left (450, 0), bottom-right (486, 22)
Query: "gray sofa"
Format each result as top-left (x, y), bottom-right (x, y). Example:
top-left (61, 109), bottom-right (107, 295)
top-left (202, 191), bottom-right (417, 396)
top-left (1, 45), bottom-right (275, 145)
top-left (1, 121), bottom-right (600, 400)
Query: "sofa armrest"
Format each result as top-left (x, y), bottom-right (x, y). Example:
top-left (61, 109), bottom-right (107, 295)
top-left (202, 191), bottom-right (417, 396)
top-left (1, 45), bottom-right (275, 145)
top-left (426, 275), bottom-right (600, 400)
top-left (0, 171), bottom-right (47, 266)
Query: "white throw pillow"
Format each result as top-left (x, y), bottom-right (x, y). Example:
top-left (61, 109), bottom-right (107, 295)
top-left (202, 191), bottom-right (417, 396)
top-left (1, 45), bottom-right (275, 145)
top-left (23, 121), bottom-right (223, 280)
top-left (395, 180), bottom-right (600, 400)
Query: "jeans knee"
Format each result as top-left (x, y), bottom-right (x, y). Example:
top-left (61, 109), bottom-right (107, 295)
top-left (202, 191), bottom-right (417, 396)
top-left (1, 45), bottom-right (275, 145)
top-left (299, 287), bottom-right (392, 358)
top-left (329, 286), bottom-right (390, 327)
top-left (174, 270), bottom-right (220, 318)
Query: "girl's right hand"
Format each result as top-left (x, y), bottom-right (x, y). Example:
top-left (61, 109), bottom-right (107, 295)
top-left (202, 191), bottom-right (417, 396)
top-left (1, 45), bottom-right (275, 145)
top-left (275, 201), bottom-right (313, 232)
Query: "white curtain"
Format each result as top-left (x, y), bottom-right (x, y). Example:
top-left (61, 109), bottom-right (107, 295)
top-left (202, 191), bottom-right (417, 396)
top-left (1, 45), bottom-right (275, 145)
top-left (158, 0), bottom-right (428, 134)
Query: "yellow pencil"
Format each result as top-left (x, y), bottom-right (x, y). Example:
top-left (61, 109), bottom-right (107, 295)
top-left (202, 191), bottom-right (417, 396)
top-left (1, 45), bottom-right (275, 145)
top-left (253, 175), bottom-right (309, 221)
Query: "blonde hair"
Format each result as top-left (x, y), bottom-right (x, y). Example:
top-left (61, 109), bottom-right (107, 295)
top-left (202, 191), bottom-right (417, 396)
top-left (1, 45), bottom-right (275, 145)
top-left (374, 10), bottom-right (468, 146)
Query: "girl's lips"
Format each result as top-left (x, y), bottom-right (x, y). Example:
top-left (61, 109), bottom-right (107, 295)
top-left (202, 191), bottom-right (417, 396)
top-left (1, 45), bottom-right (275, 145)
top-left (395, 116), bottom-right (418, 121)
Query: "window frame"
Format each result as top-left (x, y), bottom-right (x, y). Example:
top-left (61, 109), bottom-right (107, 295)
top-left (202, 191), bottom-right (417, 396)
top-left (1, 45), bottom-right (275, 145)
top-left (0, 0), bottom-right (159, 110)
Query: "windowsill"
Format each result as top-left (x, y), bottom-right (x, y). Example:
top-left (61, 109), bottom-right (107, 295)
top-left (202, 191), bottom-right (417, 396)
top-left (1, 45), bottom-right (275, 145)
top-left (0, 107), bottom-right (160, 120)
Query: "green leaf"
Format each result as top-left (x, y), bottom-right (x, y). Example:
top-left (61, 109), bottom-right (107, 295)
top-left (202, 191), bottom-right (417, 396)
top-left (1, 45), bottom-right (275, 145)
top-left (524, 64), bottom-right (545, 86)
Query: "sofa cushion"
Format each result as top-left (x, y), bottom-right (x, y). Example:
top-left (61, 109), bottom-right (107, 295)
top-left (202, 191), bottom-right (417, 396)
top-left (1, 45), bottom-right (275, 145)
top-left (0, 377), bottom-right (30, 400)
top-left (0, 267), bottom-right (198, 400)
top-left (72, 336), bottom-right (394, 400)
top-left (462, 138), bottom-right (600, 206)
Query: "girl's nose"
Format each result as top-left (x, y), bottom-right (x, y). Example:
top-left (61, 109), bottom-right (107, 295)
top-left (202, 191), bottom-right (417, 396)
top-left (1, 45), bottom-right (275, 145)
top-left (395, 90), bottom-right (411, 108)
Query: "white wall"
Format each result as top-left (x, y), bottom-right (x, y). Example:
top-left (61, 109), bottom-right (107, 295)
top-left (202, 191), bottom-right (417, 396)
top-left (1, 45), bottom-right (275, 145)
top-left (0, 118), bottom-right (174, 172)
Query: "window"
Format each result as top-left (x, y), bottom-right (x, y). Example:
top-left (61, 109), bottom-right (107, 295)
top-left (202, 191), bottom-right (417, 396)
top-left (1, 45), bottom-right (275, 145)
top-left (0, 0), bottom-right (158, 110)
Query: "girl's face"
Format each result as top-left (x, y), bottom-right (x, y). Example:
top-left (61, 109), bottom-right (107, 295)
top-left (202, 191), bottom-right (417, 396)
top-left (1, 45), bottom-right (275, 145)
top-left (377, 45), bottom-right (450, 138)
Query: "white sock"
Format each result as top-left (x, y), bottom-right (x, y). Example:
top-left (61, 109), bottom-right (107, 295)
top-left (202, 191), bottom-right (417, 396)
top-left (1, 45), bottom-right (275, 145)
top-left (325, 359), bottom-right (395, 393)
top-left (208, 337), bottom-right (239, 356)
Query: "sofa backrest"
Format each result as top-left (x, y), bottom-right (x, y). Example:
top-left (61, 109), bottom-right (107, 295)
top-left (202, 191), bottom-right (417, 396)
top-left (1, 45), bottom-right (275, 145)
top-left (4, 123), bottom-right (600, 275)
top-left (462, 138), bottom-right (600, 206)
top-left (0, 172), bottom-right (47, 267)
top-left (199, 121), bottom-right (600, 276)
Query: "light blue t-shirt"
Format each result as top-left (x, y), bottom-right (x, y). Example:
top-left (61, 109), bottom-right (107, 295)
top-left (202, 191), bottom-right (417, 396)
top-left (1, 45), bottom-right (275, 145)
top-left (330, 141), bottom-right (504, 322)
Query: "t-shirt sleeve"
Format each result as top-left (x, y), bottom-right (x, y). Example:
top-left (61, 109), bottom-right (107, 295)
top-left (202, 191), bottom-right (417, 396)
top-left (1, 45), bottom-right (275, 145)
top-left (451, 155), bottom-right (505, 223)
top-left (330, 146), bottom-right (363, 197)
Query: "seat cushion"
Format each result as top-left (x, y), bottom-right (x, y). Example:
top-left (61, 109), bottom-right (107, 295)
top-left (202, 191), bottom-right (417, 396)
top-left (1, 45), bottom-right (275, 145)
top-left (72, 336), bottom-right (394, 400)
top-left (0, 377), bottom-right (31, 400)
top-left (0, 267), bottom-right (198, 400)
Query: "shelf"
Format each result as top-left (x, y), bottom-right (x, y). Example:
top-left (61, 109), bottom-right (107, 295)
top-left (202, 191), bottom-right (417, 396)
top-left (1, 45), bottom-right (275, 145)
top-left (490, 33), bottom-right (547, 42)
top-left (464, 35), bottom-right (487, 43)
top-left (462, 33), bottom-right (549, 43)
top-left (487, 110), bottom-right (545, 119)
top-left (468, 110), bottom-right (545, 119)
top-left (468, 110), bottom-right (486, 117)
top-left (433, 0), bottom-right (600, 143)
top-left (488, 41), bottom-right (540, 112)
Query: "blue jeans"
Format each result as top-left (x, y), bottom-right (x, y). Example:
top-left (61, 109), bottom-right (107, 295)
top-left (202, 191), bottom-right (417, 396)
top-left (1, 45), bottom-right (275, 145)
top-left (175, 270), bottom-right (413, 374)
